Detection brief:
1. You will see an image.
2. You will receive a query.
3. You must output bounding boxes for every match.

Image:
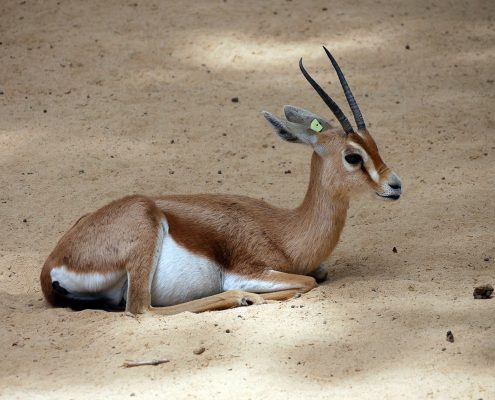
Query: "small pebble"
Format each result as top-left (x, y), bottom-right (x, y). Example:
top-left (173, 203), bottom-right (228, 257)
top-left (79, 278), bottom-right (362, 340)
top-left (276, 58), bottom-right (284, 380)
top-left (393, 246), bottom-right (397, 253)
top-left (446, 330), bottom-right (454, 343)
top-left (473, 284), bottom-right (493, 299)
top-left (231, 97), bottom-right (239, 103)
top-left (225, 329), bottom-right (230, 333)
top-left (193, 347), bottom-right (205, 355)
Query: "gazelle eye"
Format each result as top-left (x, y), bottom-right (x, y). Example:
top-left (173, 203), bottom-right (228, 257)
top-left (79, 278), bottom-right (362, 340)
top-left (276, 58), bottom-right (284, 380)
top-left (345, 153), bottom-right (362, 165)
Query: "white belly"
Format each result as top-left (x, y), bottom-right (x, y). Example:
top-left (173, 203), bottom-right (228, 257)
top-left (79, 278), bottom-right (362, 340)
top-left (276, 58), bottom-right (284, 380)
top-left (150, 225), bottom-right (223, 306)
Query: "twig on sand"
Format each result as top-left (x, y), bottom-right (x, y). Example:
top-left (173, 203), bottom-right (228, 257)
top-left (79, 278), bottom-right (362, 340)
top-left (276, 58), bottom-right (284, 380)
top-left (122, 359), bottom-right (170, 368)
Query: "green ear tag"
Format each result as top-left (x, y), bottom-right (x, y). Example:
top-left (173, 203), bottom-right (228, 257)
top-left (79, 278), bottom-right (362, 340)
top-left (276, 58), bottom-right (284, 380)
top-left (310, 118), bottom-right (323, 132)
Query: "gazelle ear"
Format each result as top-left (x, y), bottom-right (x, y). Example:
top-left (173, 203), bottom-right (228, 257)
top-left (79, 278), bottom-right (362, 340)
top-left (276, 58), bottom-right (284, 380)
top-left (262, 111), bottom-right (318, 146)
top-left (283, 105), bottom-right (331, 132)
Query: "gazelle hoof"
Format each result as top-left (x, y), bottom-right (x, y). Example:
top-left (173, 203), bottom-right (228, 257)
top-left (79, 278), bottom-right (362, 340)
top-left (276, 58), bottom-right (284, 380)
top-left (308, 264), bottom-right (328, 283)
top-left (239, 293), bottom-right (265, 306)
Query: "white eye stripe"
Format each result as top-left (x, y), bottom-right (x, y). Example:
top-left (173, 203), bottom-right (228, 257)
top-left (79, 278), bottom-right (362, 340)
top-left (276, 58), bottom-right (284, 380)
top-left (347, 142), bottom-right (368, 161)
top-left (366, 164), bottom-right (380, 183)
top-left (347, 142), bottom-right (364, 152)
top-left (345, 142), bottom-right (380, 183)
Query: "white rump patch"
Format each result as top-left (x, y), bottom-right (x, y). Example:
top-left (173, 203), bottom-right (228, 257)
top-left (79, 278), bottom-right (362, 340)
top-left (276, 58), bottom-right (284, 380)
top-left (50, 266), bottom-right (127, 304)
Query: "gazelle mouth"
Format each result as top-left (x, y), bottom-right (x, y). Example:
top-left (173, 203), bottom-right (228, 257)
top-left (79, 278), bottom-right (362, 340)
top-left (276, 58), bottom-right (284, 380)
top-left (376, 192), bottom-right (401, 200)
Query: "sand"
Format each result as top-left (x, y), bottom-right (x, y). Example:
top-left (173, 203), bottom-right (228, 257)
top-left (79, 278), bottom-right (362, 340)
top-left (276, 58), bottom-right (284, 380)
top-left (1, 0), bottom-right (494, 398)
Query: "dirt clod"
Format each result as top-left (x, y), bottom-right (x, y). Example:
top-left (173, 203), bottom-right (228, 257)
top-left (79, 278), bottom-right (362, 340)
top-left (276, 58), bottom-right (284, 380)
top-left (473, 284), bottom-right (493, 299)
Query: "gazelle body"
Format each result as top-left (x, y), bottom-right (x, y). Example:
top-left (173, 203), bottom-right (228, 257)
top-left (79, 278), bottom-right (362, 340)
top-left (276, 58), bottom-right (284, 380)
top-left (40, 48), bottom-right (402, 315)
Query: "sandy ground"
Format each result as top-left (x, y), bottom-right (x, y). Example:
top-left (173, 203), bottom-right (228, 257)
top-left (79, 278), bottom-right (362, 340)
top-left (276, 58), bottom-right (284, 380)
top-left (1, 0), bottom-right (494, 398)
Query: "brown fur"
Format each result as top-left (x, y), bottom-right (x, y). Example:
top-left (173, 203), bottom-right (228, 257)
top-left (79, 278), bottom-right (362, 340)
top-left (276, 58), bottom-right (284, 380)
top-left (40, 125), bottom-right (398, 315)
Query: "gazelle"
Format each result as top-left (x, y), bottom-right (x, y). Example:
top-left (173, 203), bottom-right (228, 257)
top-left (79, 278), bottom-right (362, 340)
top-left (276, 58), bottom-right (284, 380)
top-left (40, 47), bottom-right (402, 315)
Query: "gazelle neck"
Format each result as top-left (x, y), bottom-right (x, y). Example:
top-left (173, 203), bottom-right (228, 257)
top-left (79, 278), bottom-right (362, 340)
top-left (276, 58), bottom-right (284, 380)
top-left (282, 152), bottom-right (350, 273)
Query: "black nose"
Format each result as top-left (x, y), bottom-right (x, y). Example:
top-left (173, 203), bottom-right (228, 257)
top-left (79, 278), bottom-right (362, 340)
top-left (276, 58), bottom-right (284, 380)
top-left (389, 183), bottom-right (401, 190)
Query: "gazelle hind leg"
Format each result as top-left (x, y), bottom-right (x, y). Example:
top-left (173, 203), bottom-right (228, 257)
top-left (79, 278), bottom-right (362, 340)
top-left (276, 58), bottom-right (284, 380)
top-left (123, 207), bottom-right (166, 314)
top-left (125, 230), bottom-right (164, 314)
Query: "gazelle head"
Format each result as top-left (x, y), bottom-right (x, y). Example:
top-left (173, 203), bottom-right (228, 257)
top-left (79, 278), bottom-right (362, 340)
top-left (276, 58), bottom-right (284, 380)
top-left (263, 47), bottom-right (402, 201)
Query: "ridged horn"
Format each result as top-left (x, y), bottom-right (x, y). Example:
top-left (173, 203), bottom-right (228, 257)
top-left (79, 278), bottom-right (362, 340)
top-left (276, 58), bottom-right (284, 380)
top-left (323, 46), bottom-right (366, 131)
top-left (299, 58), bottom-right (354, 134)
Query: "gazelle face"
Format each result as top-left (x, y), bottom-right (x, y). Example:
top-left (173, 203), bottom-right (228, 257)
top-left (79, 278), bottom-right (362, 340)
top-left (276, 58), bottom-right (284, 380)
top-left (342, 131), bottom-right (402, 200)
top-left (299, 47), bottom-right (402, 200)
top-left (263, 47), bottom-right (402, 201)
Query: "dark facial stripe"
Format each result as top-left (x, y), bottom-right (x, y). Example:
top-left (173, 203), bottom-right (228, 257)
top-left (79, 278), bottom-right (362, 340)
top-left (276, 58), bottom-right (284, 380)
top-left (348, 131), bottom-right (387, 174)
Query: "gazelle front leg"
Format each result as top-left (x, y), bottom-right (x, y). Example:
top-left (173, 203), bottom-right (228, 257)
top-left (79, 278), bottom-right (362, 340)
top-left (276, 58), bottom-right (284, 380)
top-left (148, 269), bottom-right (317, 316)
top-left (224, 269), bottom-right (317, 301)
top-left (148, 291), bottom-right (265, 316)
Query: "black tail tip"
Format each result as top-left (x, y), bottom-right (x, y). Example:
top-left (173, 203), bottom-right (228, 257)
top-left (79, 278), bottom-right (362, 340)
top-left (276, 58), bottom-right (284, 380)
top-left (52, 281), bottom-right (69, 296)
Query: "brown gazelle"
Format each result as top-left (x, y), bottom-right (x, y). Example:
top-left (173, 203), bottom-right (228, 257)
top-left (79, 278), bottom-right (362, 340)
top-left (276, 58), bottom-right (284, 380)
top-left (40, 47), bottom-right (402, 315)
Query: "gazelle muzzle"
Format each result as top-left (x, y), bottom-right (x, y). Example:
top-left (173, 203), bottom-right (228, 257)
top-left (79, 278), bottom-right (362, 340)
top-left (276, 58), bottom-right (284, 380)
top-left (376, 172), bottom-right (402, 200)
